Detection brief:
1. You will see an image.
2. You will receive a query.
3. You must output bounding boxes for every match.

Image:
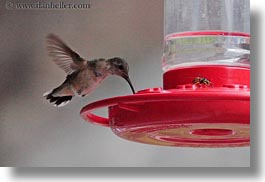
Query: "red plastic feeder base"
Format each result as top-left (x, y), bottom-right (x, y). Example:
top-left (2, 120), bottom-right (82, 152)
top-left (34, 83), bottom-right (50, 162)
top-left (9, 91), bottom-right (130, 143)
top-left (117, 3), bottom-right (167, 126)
top-left (80, 66), bottom-right (250, 147)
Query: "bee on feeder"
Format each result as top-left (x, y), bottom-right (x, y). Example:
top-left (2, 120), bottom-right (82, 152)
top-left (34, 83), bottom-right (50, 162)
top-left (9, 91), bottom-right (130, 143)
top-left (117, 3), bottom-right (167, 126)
top-left (193, 76), bottom-right (212, 87)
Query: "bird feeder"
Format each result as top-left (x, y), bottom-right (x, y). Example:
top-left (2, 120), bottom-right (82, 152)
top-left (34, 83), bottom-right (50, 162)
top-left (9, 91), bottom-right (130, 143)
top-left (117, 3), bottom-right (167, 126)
top-left (80, 0), bottom-right (250, 147)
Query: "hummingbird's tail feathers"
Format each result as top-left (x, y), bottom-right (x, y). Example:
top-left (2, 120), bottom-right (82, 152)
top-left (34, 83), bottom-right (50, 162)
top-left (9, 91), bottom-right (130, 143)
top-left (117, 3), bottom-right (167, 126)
top-left (43, 90), bottom-right (73, 107)
top-left (43, 90), bottom-right (52, 97)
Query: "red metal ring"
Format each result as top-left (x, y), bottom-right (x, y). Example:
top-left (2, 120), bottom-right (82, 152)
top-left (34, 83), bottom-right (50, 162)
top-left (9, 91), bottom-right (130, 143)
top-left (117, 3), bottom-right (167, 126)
top-left (165, 31), bottom-right (250, 40)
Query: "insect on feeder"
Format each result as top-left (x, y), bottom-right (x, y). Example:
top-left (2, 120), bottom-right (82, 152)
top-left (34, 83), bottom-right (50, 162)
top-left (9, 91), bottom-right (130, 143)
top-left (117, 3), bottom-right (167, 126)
top-left (80, 0), bottom-right (250, 147)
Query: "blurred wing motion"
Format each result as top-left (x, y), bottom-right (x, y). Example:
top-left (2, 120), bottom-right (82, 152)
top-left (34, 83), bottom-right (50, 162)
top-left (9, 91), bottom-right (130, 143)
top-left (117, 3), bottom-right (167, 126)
top-left (46, 34), bottom-right (87, 74)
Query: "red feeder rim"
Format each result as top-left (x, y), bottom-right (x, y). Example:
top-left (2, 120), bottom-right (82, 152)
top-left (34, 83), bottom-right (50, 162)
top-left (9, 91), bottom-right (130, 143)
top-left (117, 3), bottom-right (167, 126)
top-left (80, 66), bottom-right (250, 147)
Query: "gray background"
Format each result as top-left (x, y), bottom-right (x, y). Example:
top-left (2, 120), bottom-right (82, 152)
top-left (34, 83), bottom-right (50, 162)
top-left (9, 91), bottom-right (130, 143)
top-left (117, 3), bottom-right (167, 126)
top-left (0, 0), bottom-right (249, 166)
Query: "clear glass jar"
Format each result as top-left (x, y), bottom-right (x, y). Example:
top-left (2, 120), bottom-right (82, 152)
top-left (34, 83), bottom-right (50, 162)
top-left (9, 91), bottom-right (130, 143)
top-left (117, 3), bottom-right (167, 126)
top-left (162, 0), bottom-right (250, 71)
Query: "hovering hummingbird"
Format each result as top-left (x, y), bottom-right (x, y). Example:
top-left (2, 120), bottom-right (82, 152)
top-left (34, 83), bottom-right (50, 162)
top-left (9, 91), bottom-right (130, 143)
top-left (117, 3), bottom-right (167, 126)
top-left (43, 34), bottom-right (135, 107)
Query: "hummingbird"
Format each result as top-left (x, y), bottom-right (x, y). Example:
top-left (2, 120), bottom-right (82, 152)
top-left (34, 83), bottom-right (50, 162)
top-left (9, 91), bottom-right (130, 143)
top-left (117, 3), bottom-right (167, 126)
top-left (43, 34), bottom-right (135, 107)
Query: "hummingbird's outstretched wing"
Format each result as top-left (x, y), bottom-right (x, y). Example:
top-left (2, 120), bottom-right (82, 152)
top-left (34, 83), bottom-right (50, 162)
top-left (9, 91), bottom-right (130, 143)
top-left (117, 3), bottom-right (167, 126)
top-left (46, 34), bottom-right (87, 75)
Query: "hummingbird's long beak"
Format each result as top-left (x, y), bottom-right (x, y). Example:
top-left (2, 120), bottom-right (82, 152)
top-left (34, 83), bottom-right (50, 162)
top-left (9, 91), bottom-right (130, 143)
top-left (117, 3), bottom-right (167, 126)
top-left (122, 74), bottom-right (135, 94)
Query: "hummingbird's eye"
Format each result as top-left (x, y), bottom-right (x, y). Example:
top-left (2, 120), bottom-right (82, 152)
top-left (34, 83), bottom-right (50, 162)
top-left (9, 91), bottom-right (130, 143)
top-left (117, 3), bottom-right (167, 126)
top-left (118, 65), bottom-right (124, 70)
